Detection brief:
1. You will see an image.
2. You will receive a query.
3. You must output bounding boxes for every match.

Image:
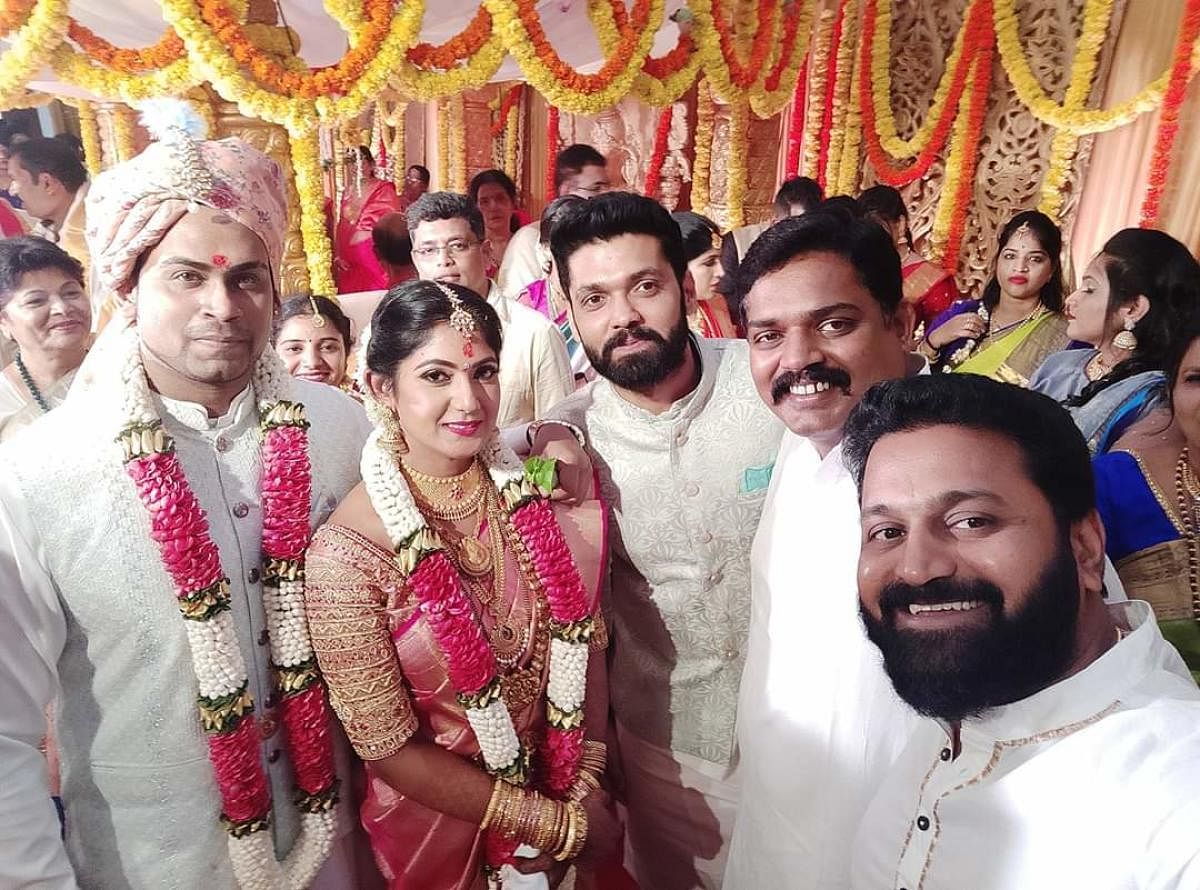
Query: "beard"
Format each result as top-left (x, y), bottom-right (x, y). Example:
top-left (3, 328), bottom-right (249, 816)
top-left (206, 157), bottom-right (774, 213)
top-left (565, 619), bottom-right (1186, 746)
top-left (860, 537), bottom-right (1081, 723)
top-left (585, 310), bottom-right (691, 390)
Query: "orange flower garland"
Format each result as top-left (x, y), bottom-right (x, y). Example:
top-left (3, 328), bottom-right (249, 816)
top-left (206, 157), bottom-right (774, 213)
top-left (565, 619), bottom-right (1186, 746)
top-left (708, 0), bottom-right (777, 89)
top-left (0, 0), bottom-right (36, 38)
top-left (816, 0), bottom-right (850, 189)
top-left (67, 21), bottom-right (184, 72)
top-left (643, 104), bottom-right (673, 198)
top-left (488, 83), bottom-right (523, 138)
top-left (195, 0), bottom-right (394, 99)
top-left (1141, 0), bottom-right (1200, 226)
top-left (936, 39), bottom-right (993, 270)
top-left (407, 6), bottom-right (491, 70)
top-left (859, 0), bottom-right (989, 186)
top-left (544, 105), bottom-right (559, 198)
top-left (785, 54), bottom-right (809, 176)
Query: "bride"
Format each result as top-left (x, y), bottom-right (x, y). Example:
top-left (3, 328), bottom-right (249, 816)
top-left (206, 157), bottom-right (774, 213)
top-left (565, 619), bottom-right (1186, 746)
top-left (303, 280), bottom-right (621, 888)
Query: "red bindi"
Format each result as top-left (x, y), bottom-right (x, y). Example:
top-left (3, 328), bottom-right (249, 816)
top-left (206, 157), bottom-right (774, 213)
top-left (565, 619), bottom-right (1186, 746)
top-left (211, 254), bottom-right (228, 267)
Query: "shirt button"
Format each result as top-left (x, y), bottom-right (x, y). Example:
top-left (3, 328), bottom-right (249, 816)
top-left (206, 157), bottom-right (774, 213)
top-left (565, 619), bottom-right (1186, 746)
top-left (233, 503), bottom-right (250, 519)
top-left (258, 629), bottom-right (270, 646)
top-left (215, 435), bottom-right (231, 453)
top-left (917, 815), bottom-right (930, 831)
top-left (260, 716), bottom-right (277, 740)
top-left (724, 646), bottom-right (739, 661)
top-left (708, 569), bottom-right (724, 587)
top-left (248, 568), bottom-right (261, 584)
top-left (698, 530), bottom-right (713, 544)
top-left (940, 747), bottom-right (952, 761)
top-left (267, 749), bottom-right (281, 764)
top-left (684, 482), bottom-right (700, 497)
top-left (675, 430), bottom-right (688, 446)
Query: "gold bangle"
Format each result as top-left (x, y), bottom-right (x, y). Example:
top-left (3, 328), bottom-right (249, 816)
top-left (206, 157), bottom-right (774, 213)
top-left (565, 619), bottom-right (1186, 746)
top-left (569, 800), bottom-right (589, 860)
top-left (568, 770), bottom-right (602, 802)
top-left (481, 779), bottom-right (504, 829)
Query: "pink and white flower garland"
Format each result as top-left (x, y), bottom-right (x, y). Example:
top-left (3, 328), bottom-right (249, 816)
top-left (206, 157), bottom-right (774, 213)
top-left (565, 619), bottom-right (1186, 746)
top-left (360, 425), bottom-right (594, 870)
top-left (116, 331), bottom-right (338, 889)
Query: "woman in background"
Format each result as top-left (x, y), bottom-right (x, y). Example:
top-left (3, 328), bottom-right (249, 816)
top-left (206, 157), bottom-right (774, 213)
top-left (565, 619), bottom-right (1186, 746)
top-left (673, 211), bottom-right (737, 339)
top-left (334, 146), bottom-right (402, 294)
top-left (1031, 228), bottom-right (1200, 453)
top-left (470, 170), bottom-right (525, 279)
top-left (921, 210), bottom-right (1069, 384)
top-left (273, 294), bottom-right (354, 392)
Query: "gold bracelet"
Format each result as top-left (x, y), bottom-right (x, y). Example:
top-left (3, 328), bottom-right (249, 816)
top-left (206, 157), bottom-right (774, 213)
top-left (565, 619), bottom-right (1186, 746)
top-left (481, 779), bottom-right (504, 829)
top-left (568, 770), bottom-right (602, 802)
top-left (579, 740), bottom-right (608, 774)
top-left (568, 800), bottom-right (589, 860)
top-left (553, 800), bottom-right (589, 861)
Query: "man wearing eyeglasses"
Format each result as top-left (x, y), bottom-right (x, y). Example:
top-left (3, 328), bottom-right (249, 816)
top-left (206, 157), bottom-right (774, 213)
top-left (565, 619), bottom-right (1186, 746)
top-left (407, 191), bottom-right (574, 427)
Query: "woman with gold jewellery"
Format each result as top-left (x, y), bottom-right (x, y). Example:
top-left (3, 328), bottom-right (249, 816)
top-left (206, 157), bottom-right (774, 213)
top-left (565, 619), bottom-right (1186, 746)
top-left (1093, 318), bottom-right (1200, 683)
top-left (920, 211), bottom-right (1069, 384)
top-left (273, 294), bottom-right (356, 392)
top-left (673, 211), bottom-right (738, 339)
top-left (333, 145), bottom-right (403, 295)
top-left (1030, 229), bottom-right (1200, 454)
top-left (303, 280), bottom-right (624, 889)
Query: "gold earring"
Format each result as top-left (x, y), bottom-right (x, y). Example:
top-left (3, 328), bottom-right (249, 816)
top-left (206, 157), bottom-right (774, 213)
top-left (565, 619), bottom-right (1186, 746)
top-left (1113, 317), bottom-right (1137, 352)
top-left (379, 408), bottom-right (408, 455)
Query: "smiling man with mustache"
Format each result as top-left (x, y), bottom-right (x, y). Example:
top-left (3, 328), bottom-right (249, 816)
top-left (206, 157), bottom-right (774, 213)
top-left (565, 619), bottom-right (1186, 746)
top-left (843, 374), bottom-right (1200, 890)
top-left (530, 192), bottom-right (783, 888)
top-left (723, 209), bottom-right (924, 890)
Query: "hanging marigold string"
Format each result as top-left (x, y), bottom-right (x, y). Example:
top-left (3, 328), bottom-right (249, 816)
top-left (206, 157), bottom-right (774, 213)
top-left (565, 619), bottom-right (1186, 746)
top-left (824, 0), bottom-right (858, 193)
top-left (407, 6), bottom-right (492, 69)
top-left (0, 0), bottom-right (36, 38)
top-left (643, 104), bottom-right (674, 198)
top-left (816, 0), bottom-right (850, 189)
top-left (488, 83), bottom-right (523, 138)
top-left (1141, 0), bottom-right (1200, 226)
top-left (289, 127), bottom-right (336, 295)
top-left (785, 54), bottom-right (809, 176)
top-left (75, 99), bottom-right (102, 175)
top-left (692, 79), bottom-right (715, 214)
top-left (544, 105), bottom-right (560, 198)
top-left (67, 21), bottom-right (184, 72)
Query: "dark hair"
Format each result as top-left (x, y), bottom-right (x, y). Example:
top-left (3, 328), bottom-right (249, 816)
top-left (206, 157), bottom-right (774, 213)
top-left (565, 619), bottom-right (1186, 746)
top-left (366, 280), bottom-right (503, 377)
top-left (372, 211), bottom-right (413, 268)
top-left (468, 169), bottom-right (520, 234)
top-left (554, 144), bottom-right (607, 192)
top-left (273, 295), bottom-right (352, 352)
top-left (980, 210), bottom-right (1065, 314)
top-left (671, 211), bottom-right (722, 264)
top-left (1164, 309), bottom-right (1200, 407)
top-left (774, 176), bottom-right (824, 215)
top-left (53, 132), bottom-right (86, 165)
top-left (727, 208), bottom-right (903, 321)
top-left (406, 191), bottom-right (485, 241)
top-left (859, 184), bottom-right (913, 251)
top-left (819, 195), bottom-right (865, 222)
top-left (549, 191), bottom-right (687, 297)
top-left (408, 164), bottom-right (431, 185)
top-left (9, 137), bottom-right (88, 193)
top-left (0, 236), bottom-right (85, 306)
top-left (354, 145), bottom-right (374, 165)
top-left (843, 374), bottom-right (1095, 527)
top-left (539, 195), bottom-right (586, 246)
top-left (1067, 228), bottom-right (1200, 408)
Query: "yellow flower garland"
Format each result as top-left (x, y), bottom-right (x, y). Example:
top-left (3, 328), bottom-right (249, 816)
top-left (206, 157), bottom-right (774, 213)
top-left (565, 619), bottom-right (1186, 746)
top-left (73, 99), bottom-right (103, 175)
top-left (836, 29), bottom-right (864, 196)
top-left (726, 99), bottom-right (749, 228)
top-left (687, 0), bottom-right (778, 104)
top-left (504, 103), bottom-right (520, 181)
top-left (112, 104), bottom-right (138, 162)
top-left (52, 44), bottom-right (202, 104)
top-left (749, 1), bottom-right (815, 118)
top-left (1037, 0), bottom-right (1115, 219)
top-left (484, 0), bottom-right (663, 115)
top-left (868, 0), bottom-right (979, 161)
top-left (288, 127), bottom-right (336, 295)
top-left (324, 0), bottom-right (365, 46)
top-left (390, 100), bottom-right (408, 191)
top-left (587, 0), bottom-right (703, 107)
top-left (437, 99), bottom-right (450, 190)
top-left (802, 7), bottom-right (835, 179)
top-left (390, 29), bottom-right (507, 101)
top-left (450, 93), bottom-right (467, 193)
top-left (692, 79), bottom-right (715, 215)
top-left (994, 0), bottom-right (1194, 133)
top-left (824, 0), bottom-right (858, 192)
top-left (0, 0), bottom-right (69, 110)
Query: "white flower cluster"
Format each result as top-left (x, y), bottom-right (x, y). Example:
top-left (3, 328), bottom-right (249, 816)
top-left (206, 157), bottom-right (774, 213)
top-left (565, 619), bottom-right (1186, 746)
top-left (466, 698), bottom-right (523, 773)
top-left (116, 328), bottom-right (158, 427)
top-left (186, 609), bottom-right (250, 701)
top-left (547, 637), bottom-right (588, 715)
top-left (361, 429), bottom-right (426, 545)
top-left (225, 809), bottom-right (336, 890)
top-left (252, 346), bottom-right (290, 413)
top-left (264, 579), bottom-right (314, 670)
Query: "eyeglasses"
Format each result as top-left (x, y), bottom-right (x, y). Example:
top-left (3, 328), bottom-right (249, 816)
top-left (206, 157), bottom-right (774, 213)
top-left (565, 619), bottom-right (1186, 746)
top-left (412, 239), bottom-right (479, 258)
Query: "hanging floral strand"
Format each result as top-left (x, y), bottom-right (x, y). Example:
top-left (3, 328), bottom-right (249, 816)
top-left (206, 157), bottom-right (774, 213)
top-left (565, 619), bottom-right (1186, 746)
top-left (643, 104), bottom-right (674, 198)
top-left (785, 53), bottom-right (809, 177)
top-left (692, 79), bottom-right (714, 214)
top-left (544, 105), bottom-right (560, 198)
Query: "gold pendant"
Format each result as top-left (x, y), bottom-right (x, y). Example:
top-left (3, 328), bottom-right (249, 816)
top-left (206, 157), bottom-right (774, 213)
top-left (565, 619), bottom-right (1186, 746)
top-left (459, 536), bottom-right (492, 577)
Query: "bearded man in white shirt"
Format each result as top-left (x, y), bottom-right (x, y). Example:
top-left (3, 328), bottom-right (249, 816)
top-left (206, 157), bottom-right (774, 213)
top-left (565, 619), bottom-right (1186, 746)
top-left (844, 373), bottom-right (1200, 890)
top-left (722, 210), bottom-right (923, 890)
top-left (408, 191), bottom-right (573, 428)
top-left (531, 191), bottom-right (783, 889)
top-left (0, 120), bottom-right (376, 888)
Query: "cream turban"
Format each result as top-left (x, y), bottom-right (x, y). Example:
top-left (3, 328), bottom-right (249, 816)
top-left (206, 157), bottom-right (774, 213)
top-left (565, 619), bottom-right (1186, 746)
top-left (85, 133), bottom-right (287, 295)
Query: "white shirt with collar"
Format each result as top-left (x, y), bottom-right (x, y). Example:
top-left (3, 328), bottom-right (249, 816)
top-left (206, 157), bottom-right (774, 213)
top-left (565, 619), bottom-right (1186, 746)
top-left (0, 375), bottom-right (370, 889)
top-left (496, 221), bottom-right (542, 297)
top-left (485, 280), bottom-right (574, 428)
top-left (852, 600), bottom-right (1200, 890)
top-left (724, 354), bottom-right (929, 890)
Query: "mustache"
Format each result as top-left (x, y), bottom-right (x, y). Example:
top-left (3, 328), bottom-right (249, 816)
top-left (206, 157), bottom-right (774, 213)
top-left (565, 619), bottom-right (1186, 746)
top-left (770, 364), bottom-right (853, 404)
top-left (601, 326), bottom-right (666, 362)
top-left (186, 325), bottom-right (254, 342)
top-left (878, 577), bottom-right (1005, 615)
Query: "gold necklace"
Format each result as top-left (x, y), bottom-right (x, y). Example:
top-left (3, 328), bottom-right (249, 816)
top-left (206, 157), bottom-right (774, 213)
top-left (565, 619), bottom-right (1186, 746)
top-left (1171, 447), bottom-right (1200, 622)
top-left (1084, 351), bottom-right (1110, 382)
top-left (403, 460), bottom-right (486, 521)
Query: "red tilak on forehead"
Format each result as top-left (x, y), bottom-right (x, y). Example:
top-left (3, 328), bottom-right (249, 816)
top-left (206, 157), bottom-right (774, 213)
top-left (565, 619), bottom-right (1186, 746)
top-left (211, 254), bottom-right (229, 267)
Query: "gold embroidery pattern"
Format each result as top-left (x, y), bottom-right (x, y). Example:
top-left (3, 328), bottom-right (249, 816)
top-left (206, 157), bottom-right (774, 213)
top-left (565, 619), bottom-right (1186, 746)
top-left (305, 526), bottom-right (418, 761)
top-left (589, 609), bottom-right (610, 653)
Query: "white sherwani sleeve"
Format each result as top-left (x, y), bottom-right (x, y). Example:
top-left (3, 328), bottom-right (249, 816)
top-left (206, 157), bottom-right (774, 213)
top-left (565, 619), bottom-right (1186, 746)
top-left (0, 472), bottom-right (77, 889)
top-left (530, 320), bottom-right (574, 420)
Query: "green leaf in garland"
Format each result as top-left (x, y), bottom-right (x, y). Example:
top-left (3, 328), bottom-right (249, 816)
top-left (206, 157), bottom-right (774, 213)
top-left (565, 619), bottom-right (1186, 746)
top-left (523, 456), bottom-right (558, 494)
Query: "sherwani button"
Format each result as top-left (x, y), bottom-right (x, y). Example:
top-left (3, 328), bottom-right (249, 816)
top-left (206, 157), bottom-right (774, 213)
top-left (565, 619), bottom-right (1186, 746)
top-left (257, 629), bottom-right (269, 646)
top-left (215, 435), bottom-right (231, 453)
top-left (268, 749), bottom-right (281, 764)
top-left (233, 503), bottom-right (250, 518)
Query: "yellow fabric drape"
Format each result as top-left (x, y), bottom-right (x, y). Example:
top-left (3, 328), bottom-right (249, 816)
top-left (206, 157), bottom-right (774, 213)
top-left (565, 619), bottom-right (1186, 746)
top-left (1073, 0), bottom-right (1200, 269)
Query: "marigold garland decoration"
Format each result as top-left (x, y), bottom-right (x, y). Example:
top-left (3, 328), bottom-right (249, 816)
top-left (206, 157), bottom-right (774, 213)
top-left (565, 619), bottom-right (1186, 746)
top-left (488, 84), bottom-right (523, 138)
top-left (726, 99), bottom-right (749, 228)
top-left (816, 0), bottom-right (850, 189)
top-left (450, 93), bottom-right (468, 194)
top-left (545, 105), bottom-right (560, 198)
top-left (0, 0), bottom-right (35, 38)
top-left (823, 0), bottom-right (857, 193)
top-left (692, 79), bottom-right (715, 215)
top-left (289, 128), bottom-right (336, 295)
top-left (73, 100), bottom-right (103, 175)
top-left (1141, 0), bottom-right (1200, 225)
top-left (643, 104), bottom-right (674, 198)
top-left (835, 28), bottom-right (864, 197)
top-left (437, 98), bottom-right (450, 191)
top-left (67, 21), bottom-right (184, 73)
top-left (785, 54), bottom-right (808, 176)
top-left (111, 104), bottom-right (138, 163)
top-left (408, 6), bottom-right (491, 70)
top-left (504, 101), bottom-right (520, 181)
top-left (0, 0), bottom-right (70, 110)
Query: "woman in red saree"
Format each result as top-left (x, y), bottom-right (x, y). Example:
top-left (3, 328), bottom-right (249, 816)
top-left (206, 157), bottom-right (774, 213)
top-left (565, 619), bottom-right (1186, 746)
top-left (860, 184), bottom-right (957, 329)
top-left (673, 211), bottom-right (738, 338)
top-left (334, 146), bottom-right (403, 294)
top-left (305, 281), bottom-right (625, 889)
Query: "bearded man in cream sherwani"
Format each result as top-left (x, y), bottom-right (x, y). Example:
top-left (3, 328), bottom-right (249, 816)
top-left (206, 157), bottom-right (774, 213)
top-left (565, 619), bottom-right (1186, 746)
top-left (0, 117), bottom-right (373, 887)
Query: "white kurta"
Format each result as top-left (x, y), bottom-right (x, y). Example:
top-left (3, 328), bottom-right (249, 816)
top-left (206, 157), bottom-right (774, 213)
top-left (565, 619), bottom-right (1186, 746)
top-left (723, 433), bottom-right (922, 890)
top-left (0, 376), bottom-right (371, 889)
top-left (853, 600), bottom-right (1200, 890)
top-left (487, 282), bottom-right (574, 429)
top-left (495, 221), bottom-right (542, 297)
